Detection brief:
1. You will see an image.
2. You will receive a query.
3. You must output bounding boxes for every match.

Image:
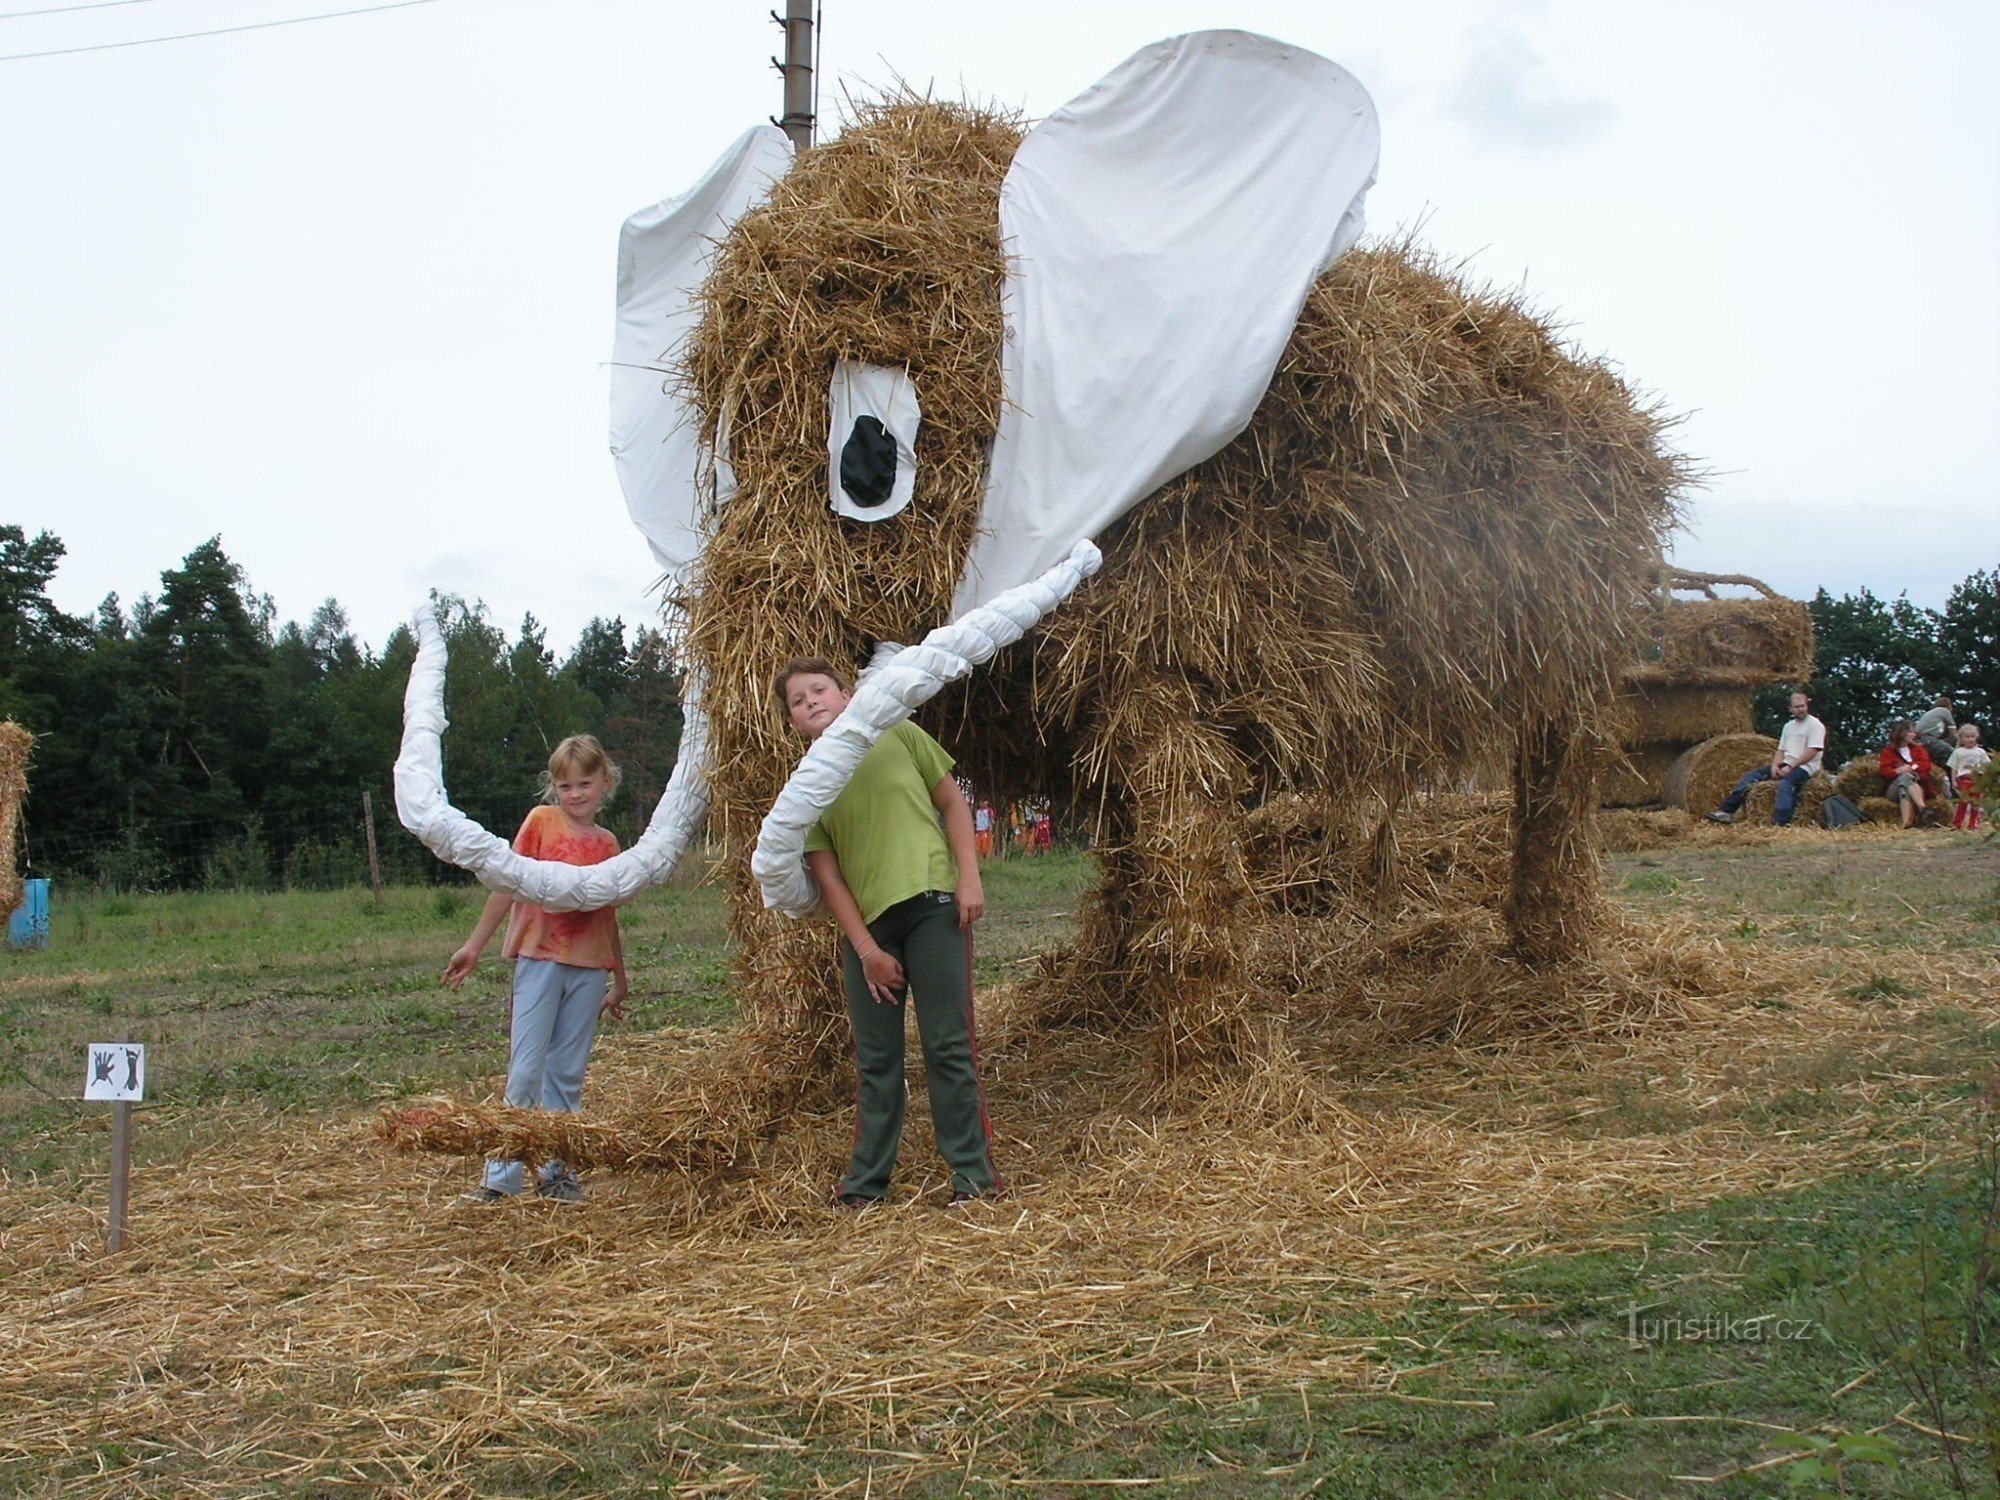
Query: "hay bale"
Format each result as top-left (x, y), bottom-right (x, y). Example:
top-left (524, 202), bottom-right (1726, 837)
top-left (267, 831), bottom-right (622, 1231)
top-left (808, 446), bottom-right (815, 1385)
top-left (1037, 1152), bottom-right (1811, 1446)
top-left (1660, 733), bottom-right (1776, 814)
top-left (1626, 581), bottom-right (1813, 690)
top-left (1602, 742), bottom-right (1687, 808)
top-left (1857, 795), bottom-right (1898, 825)
top-left (1623, 685), bottom-right (1755, 746)
top-left (1835, 755), bottom-right (1885, 803)
top-left (1742, 774), bottom-right (1832, 827)
top-left (0, 721), bottom-right (32, 917)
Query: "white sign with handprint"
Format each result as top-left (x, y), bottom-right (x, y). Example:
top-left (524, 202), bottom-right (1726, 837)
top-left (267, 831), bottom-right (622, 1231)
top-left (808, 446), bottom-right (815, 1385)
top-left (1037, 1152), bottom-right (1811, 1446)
top-left (84, 1043), bottom-right (145, 1102)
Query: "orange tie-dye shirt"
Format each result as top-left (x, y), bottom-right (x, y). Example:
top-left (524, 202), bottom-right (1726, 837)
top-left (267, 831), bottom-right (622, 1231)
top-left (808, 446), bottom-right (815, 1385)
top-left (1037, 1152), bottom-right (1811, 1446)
top-left (499, 805), bottom-right (621, 969)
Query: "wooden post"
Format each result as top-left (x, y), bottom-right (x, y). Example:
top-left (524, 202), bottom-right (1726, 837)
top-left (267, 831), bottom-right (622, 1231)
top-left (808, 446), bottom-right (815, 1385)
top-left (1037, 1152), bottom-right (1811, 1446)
top-left (362, 790), bottom-right (385, 902)
top-left (772, 0), bottom-right (816, 150)
top-left (107, 1099), bottom-right (131, 1253)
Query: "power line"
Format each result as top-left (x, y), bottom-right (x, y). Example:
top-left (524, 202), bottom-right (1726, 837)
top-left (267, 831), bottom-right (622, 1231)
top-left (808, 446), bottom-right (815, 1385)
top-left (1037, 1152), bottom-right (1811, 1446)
top-left (0, 0), bottom-right (441, 60)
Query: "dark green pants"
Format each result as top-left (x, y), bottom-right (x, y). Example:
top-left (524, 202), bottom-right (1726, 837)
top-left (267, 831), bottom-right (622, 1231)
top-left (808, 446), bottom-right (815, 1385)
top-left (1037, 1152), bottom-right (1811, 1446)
top-left (840, 891), bottom-right (998, 1200)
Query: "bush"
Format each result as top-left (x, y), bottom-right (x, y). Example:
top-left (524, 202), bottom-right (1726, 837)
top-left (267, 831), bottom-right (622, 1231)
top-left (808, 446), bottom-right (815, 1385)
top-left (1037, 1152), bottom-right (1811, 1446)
top-left (285, 838), bottom-right (367, 891)
top-left (202, 821), bottom-right (274, 892)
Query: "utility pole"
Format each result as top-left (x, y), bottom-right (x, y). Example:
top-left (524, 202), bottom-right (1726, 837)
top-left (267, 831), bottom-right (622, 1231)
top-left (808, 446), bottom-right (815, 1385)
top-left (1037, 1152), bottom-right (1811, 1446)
top-left (772, 2), bottom-right (816, 151)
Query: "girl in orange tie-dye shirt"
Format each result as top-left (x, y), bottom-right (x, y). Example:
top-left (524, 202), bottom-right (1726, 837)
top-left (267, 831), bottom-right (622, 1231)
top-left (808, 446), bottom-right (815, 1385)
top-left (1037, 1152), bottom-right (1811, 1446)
top-left (442, 734), bottom-right (629, 1203)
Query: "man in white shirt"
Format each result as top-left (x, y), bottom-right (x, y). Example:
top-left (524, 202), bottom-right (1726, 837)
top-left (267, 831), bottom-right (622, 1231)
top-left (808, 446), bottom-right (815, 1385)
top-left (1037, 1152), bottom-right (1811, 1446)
top-left (1705, 692), bottom-right (1828, 827)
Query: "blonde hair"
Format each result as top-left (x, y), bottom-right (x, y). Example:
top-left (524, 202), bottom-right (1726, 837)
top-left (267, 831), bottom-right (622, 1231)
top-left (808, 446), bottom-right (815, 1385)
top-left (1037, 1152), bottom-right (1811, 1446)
top-left (538, 734), bottom-right (621, 804)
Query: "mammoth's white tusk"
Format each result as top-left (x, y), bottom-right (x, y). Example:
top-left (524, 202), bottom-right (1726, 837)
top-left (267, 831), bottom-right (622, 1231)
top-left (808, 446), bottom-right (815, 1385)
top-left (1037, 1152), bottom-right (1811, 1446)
top-left (752, 538), bottom-right (1103, 917)
top-left (392, 607), bottom-right (712, 911)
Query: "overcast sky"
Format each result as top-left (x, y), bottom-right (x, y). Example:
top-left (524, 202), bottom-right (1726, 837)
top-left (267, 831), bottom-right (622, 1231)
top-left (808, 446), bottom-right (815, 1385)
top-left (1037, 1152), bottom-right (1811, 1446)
top-left (4, 0), bottom-right (1996, 656)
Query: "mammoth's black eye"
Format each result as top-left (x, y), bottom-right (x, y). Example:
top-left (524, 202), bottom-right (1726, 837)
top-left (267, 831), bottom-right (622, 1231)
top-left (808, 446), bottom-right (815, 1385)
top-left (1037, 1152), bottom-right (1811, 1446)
top-left (839, 416), bottom-right (899, 508)
top-left (827, 361), bottom-right (919, 522)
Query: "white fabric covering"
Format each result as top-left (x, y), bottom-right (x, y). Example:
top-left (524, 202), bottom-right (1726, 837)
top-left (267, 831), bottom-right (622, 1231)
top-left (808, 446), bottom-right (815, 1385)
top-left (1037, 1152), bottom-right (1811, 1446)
top-left (827, 360), bottom-right (921, 522)
top-left (752, 539), bottom-right (1103, 916)
top-left (612, 125), bottom-right (793, 581)
top-left (393, 608), bottom-right (714, 911)
top-left (950, 30), bottom-right (1379, 615)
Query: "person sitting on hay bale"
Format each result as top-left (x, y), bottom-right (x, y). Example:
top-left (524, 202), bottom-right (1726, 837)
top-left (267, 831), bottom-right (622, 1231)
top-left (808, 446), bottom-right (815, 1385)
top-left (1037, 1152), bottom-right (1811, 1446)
top-left (778, 658), bottom-right (1000, 1210)
top-left (1913, 695), bottom-right (1956, 768)
top-left (1877, 719), bottom-right (1942, 830)
top-left (1705, 692), bottom-right (1825, 827)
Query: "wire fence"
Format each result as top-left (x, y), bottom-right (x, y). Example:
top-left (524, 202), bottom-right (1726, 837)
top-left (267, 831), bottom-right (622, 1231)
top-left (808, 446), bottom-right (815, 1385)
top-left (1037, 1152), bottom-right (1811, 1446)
top-left (13, 791), bottom-right (675, 896)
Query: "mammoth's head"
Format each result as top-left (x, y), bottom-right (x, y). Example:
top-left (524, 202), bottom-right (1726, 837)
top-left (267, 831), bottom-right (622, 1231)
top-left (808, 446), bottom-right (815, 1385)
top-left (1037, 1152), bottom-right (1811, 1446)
top-left (679, 100), bottom-right (1020, 691)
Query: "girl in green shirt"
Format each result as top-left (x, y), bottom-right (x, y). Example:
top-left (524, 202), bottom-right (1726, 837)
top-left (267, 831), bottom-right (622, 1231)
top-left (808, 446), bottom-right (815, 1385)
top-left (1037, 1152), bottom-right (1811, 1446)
top-left (776, 658), bottom-right (999, 1208)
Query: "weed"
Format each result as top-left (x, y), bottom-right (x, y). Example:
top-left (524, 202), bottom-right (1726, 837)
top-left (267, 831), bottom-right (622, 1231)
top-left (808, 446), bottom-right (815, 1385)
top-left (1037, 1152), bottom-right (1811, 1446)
top-left (1772, 1429), bottom-right (1901, 1488)
top-left (1845, 973), bottom-right (1917, 1004)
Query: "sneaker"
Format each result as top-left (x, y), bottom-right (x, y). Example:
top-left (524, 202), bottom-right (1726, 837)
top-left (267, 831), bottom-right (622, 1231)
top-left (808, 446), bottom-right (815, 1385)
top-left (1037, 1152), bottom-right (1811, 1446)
top-left (535, 1173), bottom-right (585, 1204)
top-left (834, 1192), bottom-right (879, 1212)
top-left (459, 1186), bottom-right (510, 1206)
top-left (1704, 811), bottom-right (1733, 825)
top-left (944, 1190), bottom-right (982, 1209)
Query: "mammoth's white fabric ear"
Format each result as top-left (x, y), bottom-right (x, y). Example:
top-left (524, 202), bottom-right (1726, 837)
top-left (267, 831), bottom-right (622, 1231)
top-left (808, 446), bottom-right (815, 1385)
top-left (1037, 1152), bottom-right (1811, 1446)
top-left (951, 31), bottom-right (1379, 615)
top-left (828, 360), bottom-right (921, 522)
top-left (611, 125), bottom-right (793, 582)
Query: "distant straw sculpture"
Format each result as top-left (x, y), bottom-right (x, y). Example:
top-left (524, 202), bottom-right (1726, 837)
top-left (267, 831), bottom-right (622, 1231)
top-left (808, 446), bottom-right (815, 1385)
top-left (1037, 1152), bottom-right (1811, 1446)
top-left (1606, 569), bottom-right (1814, 809)
top-left (0, 721), bottom-right (33, 917)
top-left (673, 98), bottom-right (1687, 1093)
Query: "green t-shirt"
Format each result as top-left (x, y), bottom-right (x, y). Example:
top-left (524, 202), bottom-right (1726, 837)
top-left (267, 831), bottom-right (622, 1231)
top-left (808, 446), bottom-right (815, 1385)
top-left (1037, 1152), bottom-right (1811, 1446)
top-left (803, 720), bottom-right (958, 923)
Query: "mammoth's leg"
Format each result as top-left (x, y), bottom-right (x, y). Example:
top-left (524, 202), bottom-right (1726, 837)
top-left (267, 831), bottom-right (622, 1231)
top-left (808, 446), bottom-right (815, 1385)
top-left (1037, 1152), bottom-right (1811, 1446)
top-left (1064, 690), bottom-right (1279, 1081)
top-left (721, 867), bottom-right (853, 1113)
top-left (1505, 717), bottom-right (1605, 965)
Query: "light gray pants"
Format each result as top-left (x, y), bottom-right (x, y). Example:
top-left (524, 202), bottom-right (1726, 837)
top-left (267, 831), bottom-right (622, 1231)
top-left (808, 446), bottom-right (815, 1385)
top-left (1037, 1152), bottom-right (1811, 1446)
top-left (482, 958), bottom-right (606, 1195)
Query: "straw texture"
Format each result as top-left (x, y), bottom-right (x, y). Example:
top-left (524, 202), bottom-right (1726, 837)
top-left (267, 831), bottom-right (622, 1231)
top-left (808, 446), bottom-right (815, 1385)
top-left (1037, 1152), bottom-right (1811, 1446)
top-left (0, 721), bottom-right (32, 917)
top-left (7, 884), bottom-right (1988, 1495)
top-left (667, 98), bottom-right (1691, 1081)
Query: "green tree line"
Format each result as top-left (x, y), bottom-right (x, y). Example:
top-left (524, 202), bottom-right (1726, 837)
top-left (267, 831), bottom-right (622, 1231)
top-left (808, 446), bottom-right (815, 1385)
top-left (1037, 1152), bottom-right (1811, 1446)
top-left (3, 525), bottom-right (1993, 890)
top-left (1752, 569), bottom-right (2000, 765)
top-left (0, 526), bottom-right (684, 891)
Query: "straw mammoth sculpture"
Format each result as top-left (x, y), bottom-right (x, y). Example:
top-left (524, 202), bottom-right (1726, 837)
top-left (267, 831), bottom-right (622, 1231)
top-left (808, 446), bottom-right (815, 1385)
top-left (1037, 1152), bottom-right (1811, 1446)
top-left (398, 32), bottom-right (1685, 1086)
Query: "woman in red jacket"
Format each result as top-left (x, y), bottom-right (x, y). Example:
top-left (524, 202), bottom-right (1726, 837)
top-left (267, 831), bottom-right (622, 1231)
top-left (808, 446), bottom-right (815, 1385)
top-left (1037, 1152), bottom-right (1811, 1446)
top-left (1878, 720), bottom-right (1939, 829)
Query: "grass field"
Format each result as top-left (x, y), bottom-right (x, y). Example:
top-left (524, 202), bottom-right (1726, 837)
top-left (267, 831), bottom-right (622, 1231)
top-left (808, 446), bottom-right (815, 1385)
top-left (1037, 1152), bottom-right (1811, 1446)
top-left (2, 832), bottom-right (1996, 1497)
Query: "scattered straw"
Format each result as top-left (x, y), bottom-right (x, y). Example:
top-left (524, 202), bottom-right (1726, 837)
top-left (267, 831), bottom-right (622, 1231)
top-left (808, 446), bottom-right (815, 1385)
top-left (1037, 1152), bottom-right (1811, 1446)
top-left (7, 889), bottom-right (1990, 1495)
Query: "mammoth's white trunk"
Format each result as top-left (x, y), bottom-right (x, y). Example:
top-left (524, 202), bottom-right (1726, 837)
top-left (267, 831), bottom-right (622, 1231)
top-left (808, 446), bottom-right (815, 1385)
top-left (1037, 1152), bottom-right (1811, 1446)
top-left (753, 538), bottom-right (1102, 917)
top-left (392, 608), bottom-right (711, 911)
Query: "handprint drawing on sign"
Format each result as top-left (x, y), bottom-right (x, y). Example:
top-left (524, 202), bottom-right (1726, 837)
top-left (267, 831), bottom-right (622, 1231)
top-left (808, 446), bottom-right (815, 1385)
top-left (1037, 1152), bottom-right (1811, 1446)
top-left (91, 1050), bottom-right (116, 1086)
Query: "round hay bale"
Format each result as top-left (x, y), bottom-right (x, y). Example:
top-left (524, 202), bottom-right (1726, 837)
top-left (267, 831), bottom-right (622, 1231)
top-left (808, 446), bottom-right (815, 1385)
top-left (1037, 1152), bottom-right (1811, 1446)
top-left (1742, 774), bottom-right (1831, 827)
top-left (1660, 733), bottom-right (1775, 814)
top-left (1602, 742), bottom-right (1687, 808)
top-left (1834, 756), bottom-right (1884, 803)
top-left (1624, 685), bottom-right (1755, 746)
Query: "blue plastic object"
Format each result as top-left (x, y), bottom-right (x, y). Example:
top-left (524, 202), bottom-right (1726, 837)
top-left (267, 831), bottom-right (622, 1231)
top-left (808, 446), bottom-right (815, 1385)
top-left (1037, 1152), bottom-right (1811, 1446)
top-left (7, 877), bottom-right (49, 951)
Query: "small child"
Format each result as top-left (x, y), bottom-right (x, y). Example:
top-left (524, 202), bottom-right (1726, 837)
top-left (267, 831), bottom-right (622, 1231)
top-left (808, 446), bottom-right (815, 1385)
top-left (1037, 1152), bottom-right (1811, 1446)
top-left (777, 657), bottom-right (999, 1209)
top-left (442, 734), bottom-right (629, 1203)
top-left (1948, 723), bottom-right (1989, 832)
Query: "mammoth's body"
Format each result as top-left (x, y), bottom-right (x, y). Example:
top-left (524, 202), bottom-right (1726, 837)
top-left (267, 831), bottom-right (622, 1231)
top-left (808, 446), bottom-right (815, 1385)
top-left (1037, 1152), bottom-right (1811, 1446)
top-left (679, 102), bottom-right (1683, 1084)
